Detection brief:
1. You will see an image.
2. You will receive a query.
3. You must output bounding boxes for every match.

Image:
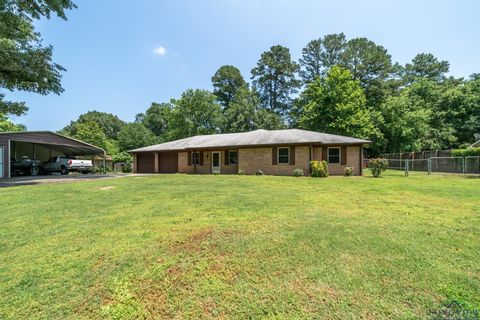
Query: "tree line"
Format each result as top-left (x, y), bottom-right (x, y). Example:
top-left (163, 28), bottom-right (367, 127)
top-left (60, 33), bottom-right (480, 156)
top-left (1, 1), bottom-right (478, 156)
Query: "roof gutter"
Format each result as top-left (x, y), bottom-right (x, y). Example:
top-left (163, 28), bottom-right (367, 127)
top-left (129, 141), bottom-right (372, 153)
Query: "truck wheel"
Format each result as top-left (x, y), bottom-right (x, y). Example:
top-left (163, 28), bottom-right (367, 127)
top-left (30, 166), bottom-right (38, 176)
top-left (60, 166), bottom-right (68, 175)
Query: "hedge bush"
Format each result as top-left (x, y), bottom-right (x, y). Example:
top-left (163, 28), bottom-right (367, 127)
top-left (344, 166), bottom-right (354, 176)
top-left (451, 147), bottom-right (480, 157)
top-left (293, 168), bottom-right (304, 177)
top-left (368, 158), bottom-right (389, 177)
top-left (310, 160), bottom-right (328, 177)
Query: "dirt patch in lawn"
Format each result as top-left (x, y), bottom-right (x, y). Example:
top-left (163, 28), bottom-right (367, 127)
top-left (170, 227), bottom-right (216, 253)
top-left (98, 186), bottom-right (116, 191)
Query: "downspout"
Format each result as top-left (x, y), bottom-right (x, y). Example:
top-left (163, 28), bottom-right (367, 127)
top-left (360, 145), bottom-right (363, 176)
top-left (309, 144), bottom-right (312, 175)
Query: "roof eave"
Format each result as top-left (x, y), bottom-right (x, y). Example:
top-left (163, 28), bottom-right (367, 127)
top-left (129, 140), bottom-right (371, 153)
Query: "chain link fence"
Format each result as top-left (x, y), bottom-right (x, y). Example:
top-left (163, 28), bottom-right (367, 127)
top-left (382, 156), bottom-right (480, 176)
top-left (465, 156), bottom-right (480, 174)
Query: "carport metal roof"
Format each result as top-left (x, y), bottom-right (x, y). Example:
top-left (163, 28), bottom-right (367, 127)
top-left (0, 131), bottom-right (106, 156)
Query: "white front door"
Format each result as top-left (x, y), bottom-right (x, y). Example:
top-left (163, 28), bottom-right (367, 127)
top-left (0, 147), bottom-right (3, 179)
top-left (211, 151), bottom-right (221, 173)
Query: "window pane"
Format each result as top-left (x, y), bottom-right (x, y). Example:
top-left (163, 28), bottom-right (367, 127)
top-left (278, 148), bottom-right (289, 164)
top-left (329, 148), bottom-right (339, 156)
top-left (328, 148), bottom-right (340, 164)
top-left (229, 151), bottom-right (238, 164)
top-left (192, 152), bottom-right (200, 165)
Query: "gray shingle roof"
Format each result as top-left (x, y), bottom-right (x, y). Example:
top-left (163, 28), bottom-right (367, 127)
top-left (129, 129), bottom-right (371, 152)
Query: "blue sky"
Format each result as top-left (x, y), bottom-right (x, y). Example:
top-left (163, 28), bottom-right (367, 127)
top-left (7, 0), bottom-right (480, 130)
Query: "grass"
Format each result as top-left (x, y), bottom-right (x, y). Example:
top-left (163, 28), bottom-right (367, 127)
top-left (1, 171), bottom-right (479, 319)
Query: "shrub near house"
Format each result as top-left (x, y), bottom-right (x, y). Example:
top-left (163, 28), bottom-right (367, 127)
top-left (368, 158), bottom-right (389, 177)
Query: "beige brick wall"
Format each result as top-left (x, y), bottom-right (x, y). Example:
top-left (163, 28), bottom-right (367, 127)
top-left (178, 152), bottom-right (191, 173)
top-left (238, 146), bottom-right (310, 176)
top-left (178, 151), bottom-right (238, 174)
top-left (177, 145), bottom-right (362, 176)
top-left (312, 147), bottom-right (322, 161)
top-left (326, 146), bottom-right (361, 176)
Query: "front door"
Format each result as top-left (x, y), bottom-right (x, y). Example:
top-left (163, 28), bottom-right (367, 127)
top-left (211, 151), bottom-right (221, 173)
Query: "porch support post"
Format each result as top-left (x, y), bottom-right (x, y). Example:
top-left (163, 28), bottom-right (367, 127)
top-left (193, 150), bottom-right (197, 174)
top-left (154, 152), bottom-right (159, 173)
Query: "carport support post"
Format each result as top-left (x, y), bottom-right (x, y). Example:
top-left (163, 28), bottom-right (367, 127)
top-left (103, 154), bottom-right (106, 173)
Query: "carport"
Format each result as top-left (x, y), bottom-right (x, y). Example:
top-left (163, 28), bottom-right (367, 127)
top-left (0, 131), bottom-right (106, 179)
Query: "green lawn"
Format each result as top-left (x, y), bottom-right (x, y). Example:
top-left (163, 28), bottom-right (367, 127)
top-left (1, 171), bottom-right (479, 319)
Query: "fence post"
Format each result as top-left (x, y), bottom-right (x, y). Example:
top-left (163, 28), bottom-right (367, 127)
top-left (463, 157), bottom-right (466, 175)
top-left (428, 158), bottom-right (431, 175)
top-left (405, 159), bottom-right (409, 176)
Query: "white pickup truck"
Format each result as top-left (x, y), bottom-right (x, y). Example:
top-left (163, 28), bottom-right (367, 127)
top-left (41, 156), bottom-right (94, 175)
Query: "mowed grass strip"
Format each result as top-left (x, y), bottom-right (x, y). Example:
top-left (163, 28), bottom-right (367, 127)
top-left (0, 171), bottom-right (479, 319)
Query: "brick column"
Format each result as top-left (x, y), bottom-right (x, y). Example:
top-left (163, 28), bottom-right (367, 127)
top-left (154, 152), bottom-right (159, 173)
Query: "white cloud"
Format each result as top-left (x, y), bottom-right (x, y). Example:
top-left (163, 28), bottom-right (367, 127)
top-left (153, 46), bottom-right (167, 56)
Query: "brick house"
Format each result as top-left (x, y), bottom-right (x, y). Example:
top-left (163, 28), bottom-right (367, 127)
top-left (129, 129), bottom-right (370, 176)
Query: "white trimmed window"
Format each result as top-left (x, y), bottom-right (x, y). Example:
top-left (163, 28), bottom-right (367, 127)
top-left (278, 147), bottom-right (290, 164)
top-left (327, 147), bottom-right (341, 164)
top-left (191, 152), bottom-right (200, 165)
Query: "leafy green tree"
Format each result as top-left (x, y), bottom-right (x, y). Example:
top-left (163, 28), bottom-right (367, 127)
top-left (340, 37), bottom-right (393, 108)
top-left (117, 123), bottom-right (158, 152)
top-left (299, 33), bottom-right (346, 83)
top-left (296, 66), bottom-right (377, 140)
top-left (221, 87), bottom-right (285, 133)
top-left (0, 0), bottom-right (76, 118)
top-left (404, 53), bottom-right (449, 84)
top-left (375, 94), bottom-right (431, 153)
top-left (135, 102), bottom-right (173, 138)
top-left (211, 65), bottom-right (247, 109)
top-left (221, 87), bottom-right (257, 133)
top-left (62, 120), bottom-right (119, 154)
top-left (436, 78), bottom-right (480, 146)
top-left (408, 79), bottom-right (456, 150)
top-left (0, 113), bottom-right (26, 132)
top-left (470, 73), bottom-right (480, 81)
top-left (61, 110), bottom-right (126, 140)
top-left (251, 45), bottom-right (301, 117)
top-left (167, 89), bottom-right (222, 140)
top-left (253, 108), bottom-right (285, 130)
top-left (374, 79), bottom-right (461, 153)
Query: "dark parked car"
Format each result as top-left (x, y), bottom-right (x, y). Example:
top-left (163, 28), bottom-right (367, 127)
top-left (10, 156), bottom-right (41, 176)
